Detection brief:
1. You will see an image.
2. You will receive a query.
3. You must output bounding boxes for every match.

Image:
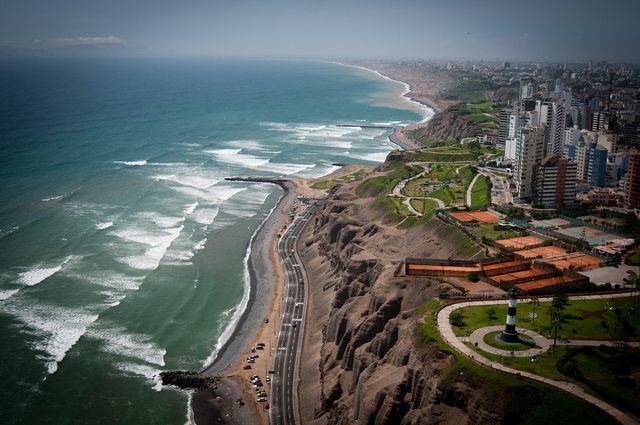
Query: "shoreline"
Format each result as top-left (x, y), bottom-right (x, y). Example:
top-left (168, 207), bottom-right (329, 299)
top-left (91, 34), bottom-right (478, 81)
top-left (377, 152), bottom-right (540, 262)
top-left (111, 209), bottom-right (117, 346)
top-left (331, 61), bottom-right (445, 151)
top-left (188, 62), bottom-right (444, 423)
top-left (328, 60), bottom-right (436, 124)
top-left (191, 179), bottom-right (295, 425)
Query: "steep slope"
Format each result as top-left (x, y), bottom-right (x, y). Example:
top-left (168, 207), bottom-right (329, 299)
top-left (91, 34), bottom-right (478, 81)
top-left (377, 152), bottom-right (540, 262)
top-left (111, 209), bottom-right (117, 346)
top-left (296, 178), bottom-right (503, 424)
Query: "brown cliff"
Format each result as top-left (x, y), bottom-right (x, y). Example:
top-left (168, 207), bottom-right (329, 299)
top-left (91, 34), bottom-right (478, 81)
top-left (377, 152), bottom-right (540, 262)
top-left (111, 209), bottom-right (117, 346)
top-left (296, 173), bottom-right (511, 425)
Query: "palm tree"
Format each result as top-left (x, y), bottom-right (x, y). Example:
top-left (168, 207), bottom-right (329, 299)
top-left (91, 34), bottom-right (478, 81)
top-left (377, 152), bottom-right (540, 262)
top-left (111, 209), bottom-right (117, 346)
top-left (529, 297), bottom-right (540, 326)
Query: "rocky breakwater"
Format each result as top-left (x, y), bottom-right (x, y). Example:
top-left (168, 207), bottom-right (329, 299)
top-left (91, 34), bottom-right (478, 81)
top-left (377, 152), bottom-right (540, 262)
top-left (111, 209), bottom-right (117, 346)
top-left (296, 181), bottom-right (504, 425)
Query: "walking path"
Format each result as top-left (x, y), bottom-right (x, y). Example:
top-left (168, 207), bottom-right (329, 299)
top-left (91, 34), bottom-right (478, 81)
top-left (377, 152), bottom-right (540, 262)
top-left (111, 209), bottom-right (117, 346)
top-left (389, 165), bottom-right (445, 215)
top-left (466, 172), bottom-right (482, 207)
top-left (436, 293), bottom-right (639, 425)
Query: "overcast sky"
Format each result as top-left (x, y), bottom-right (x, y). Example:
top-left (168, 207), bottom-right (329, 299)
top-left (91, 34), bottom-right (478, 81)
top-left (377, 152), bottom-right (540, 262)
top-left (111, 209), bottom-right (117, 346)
top-left (2, 0), bottom-right (639, 62)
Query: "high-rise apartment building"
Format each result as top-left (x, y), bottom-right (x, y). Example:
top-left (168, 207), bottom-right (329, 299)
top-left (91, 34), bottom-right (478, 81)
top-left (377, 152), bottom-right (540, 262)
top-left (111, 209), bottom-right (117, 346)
top-left (575, 139), bottom-right (589, 180)
top-left (625, 150), bottom-right (640, 208)
top-left (588, 144), bottom-right (608, 187)
top-left (514, 126), bottom-right (546, 201)
top-left (533, 155), bottom-right (577, 208)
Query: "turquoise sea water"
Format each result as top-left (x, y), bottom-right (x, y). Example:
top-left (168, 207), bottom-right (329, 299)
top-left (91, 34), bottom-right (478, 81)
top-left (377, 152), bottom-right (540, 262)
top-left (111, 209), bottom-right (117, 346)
top-left (0, 58), bottom-right (426, 424)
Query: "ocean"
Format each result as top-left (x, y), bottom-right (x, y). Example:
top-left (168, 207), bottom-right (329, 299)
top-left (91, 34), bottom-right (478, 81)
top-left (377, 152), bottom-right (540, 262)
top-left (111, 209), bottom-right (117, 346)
top-left (0, 58), bottom-right (428, 424)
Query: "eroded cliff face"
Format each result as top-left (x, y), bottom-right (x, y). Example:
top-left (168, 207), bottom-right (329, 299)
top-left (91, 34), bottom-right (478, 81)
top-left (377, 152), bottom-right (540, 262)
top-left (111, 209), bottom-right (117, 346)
top-left (297, 183), bottom-right (502, 425)
top-left (417, 110), bottom-right (477, 142)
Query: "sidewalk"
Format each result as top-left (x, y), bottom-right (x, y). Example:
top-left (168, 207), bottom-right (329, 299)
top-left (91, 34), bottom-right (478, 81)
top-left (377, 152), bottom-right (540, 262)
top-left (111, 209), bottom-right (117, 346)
top-left (436, 294), bottom-right (639, 425)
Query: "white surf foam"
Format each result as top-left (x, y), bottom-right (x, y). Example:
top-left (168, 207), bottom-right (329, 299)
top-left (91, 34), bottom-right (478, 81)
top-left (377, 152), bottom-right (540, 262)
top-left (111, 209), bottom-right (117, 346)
top-left (90, 326), bottom-right (166, 367)
top-left (0, 289), bottom-right (19, 301)
top-left (115, 362), bottom-right (163, 391)
top-left (226, 139), bottom-right (266, 151)
top-left (191, 206), bottom-right (219, 225)
top-left (260, 161), bottom-right (315, 175)
top-left (172, 184), bottom-right (246, 203)
top-left (42, 195), bottom-right (63, 202)
top-left (81, 271), bottom-right (143, 293)
top-left (154, 174), bottom-right (220, 190)
top-left (18, 256), bottom-right (73, 286)
top-left (4, 300), bottom-right (99, 375)
top-left (114, 160), bottom-right (147, 166)
top-left (117, 225), bottom-right (184, 271)
top-left (201, 194), bottom-right (279, 368)
top-left (0, 226), bottom-right (19, 239)
top-left (345, 150), bottom-right (391, 163)
top-left (183, 201), bottom-right (199, 215)
top-left (204, 148), bottom-right (269, 168)
top-left (96, 221), bottom-right (114, 231)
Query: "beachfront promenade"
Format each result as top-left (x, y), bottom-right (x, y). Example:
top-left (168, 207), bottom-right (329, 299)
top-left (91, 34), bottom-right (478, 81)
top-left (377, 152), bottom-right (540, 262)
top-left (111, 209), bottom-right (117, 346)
top-left (436, 294), bottom-right (639, 425)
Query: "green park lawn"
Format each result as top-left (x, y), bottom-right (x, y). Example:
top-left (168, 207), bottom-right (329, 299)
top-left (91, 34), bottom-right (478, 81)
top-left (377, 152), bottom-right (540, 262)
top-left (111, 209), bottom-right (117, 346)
top-left (451, 296), bottom-right (639, 341)
top-left (415, 300), bottom-right (618, 425)
top-left (470, 174), bottom-right (491, 209)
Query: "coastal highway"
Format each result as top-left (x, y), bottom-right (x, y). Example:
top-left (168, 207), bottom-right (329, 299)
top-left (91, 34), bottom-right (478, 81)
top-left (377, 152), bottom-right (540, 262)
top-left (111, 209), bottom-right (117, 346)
top-left (271, 203), bottom-right (315, 425)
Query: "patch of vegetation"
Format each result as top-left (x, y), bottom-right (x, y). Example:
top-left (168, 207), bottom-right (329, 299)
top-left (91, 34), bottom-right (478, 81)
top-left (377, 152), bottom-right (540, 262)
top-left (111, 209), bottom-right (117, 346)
top-left (452, 297), bottom-right (639, 342)
top-left (429, 186), bottom-right (465, 207)
top-left (356, 161), bottom-right (418, 198)
top-left (443, 79), bottom-right (494, 102)
top-left (482, 331), bottom-right (535, 351)
top-left (410, 198), bottom-right (439, 218)
top-left (626, 249), bottom-right (640, 266)
top-left (470, 174), bottom-right (492, 209)
top-left (311, 169), bottom-right (369, 190)
top-left (416, 301), bottom-right (615, 425)
top-left (557, 347), bottom-right (640, 417)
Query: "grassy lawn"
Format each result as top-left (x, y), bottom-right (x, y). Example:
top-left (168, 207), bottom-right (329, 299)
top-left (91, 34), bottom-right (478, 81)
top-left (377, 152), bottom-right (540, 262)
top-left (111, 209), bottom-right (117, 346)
top-left (402, 164), bottom-right (472, 199)
top-left (470, 174), bottom-right (491, 209)
top-left (483, 331), bottom-right (535, 351)
top-left (467, 224), bottom-right (521, 241)
top-left (416, 300), bottom-right (617, 425)
top-left (492, 170), bottom-right (512, 178)
top-left (356, 161), bottom-right (420, 198)
top-left (410, 198), bottom-right (439, 217)
top-left (452, 297), bottom-right (639, 341)
top-left (559, 347), bottom-right (640, 417)
top-left (443, 79), bottom-right (493, 102)
top-left (429, 186), bottom-right (465, 207)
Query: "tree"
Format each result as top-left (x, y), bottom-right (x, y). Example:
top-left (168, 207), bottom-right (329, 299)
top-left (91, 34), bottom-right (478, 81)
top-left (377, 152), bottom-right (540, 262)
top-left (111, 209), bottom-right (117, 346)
top-left (623, 270), bottom-right (640, 317)
top-left (552, 294), bottom-right (569, 311)
top-left (468, 272), bottom-right (480, 282)
top-left (547, 305), bottom-right (564, 354)
top-left (450, 311), bottom-right (466, 327)
top-left (486, 308), bottom-right (497, 321)
top-left (529, 297), bottom-right (540, 326)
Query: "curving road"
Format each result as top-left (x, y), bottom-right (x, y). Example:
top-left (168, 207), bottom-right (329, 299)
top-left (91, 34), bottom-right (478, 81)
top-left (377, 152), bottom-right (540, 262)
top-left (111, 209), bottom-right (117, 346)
top-left (270, 204), bottom-right (314, 425)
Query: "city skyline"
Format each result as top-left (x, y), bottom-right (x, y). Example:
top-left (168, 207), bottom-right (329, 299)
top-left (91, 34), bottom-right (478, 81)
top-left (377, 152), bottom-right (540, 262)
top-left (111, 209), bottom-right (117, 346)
top-left (1, 0), bottom-right (640, 62)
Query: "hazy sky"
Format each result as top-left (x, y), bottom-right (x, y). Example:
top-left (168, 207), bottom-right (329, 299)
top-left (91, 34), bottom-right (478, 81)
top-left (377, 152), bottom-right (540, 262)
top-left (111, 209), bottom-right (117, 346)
top-left (2, 0), bottom-right (639, 62)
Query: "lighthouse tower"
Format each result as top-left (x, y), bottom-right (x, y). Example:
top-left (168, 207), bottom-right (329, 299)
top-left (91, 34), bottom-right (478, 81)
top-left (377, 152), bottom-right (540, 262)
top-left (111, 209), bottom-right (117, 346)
top-left (500, 287), bottom-right (519, 342)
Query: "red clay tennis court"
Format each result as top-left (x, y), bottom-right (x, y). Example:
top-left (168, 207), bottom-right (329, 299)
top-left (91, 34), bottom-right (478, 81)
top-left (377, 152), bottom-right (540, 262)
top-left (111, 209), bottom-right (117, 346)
top-left (406, 263), bottom-right (480, 275)
top-left (515, 275), bottom-right (575, 292)
top-left (490, 268), bottom-right (549, 282)
top-left (514, 245), bottom-right (568, 259)
top-left (546, 253), bottom-right (605, 270)
top-left (482, 260), bottom-right (528, 272)
top-left (448, 211), bottom-right (500, 224)
top-left (493, 235), bottom-right (545, 250)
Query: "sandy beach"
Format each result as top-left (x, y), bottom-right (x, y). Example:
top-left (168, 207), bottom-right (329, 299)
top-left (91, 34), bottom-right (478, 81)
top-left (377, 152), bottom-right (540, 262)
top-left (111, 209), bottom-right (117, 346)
top-left (188, 64), bottom-right (444, 424)
top-left (190, 166), bottom-right (366, 424)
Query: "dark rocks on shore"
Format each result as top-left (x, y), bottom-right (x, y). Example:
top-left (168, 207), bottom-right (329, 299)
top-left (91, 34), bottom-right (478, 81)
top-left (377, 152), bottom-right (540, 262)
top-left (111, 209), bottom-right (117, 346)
top-left (160, 371), bottom-right (221, 391)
